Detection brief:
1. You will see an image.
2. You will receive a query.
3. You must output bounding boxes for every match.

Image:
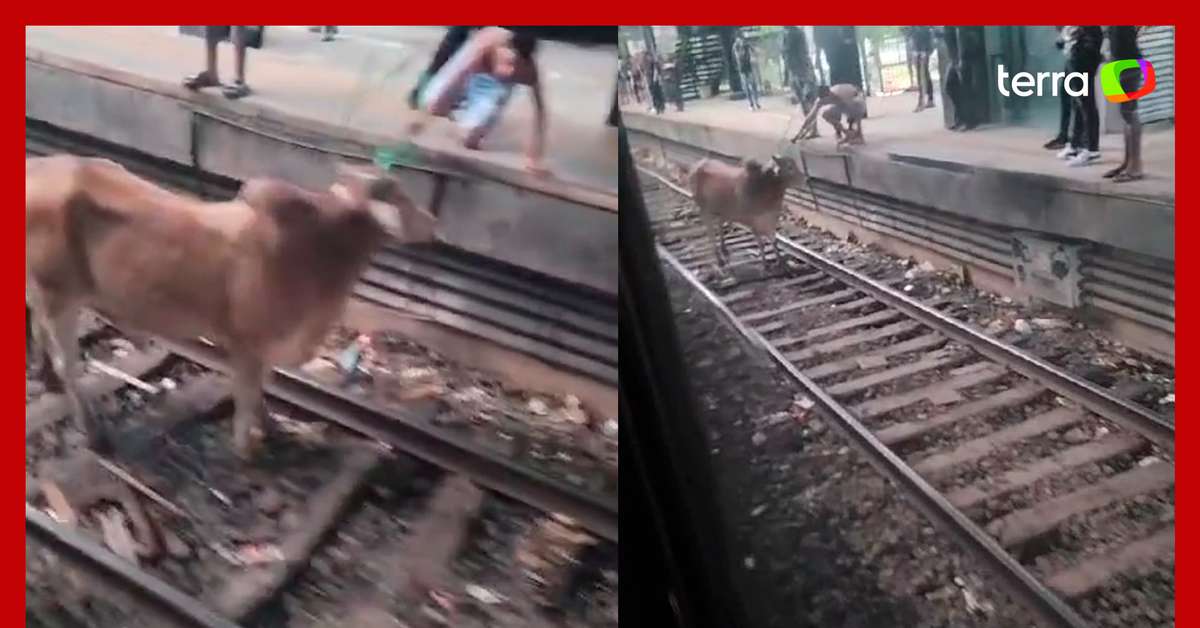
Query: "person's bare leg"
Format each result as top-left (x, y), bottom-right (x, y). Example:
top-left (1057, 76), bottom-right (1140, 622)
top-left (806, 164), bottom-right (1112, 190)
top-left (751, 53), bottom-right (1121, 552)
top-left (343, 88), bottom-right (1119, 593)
top-left (1127, 119), bottom-right (1144, 177)
top-left (223, 27), bottom-right (251, 99)
top-left (1115, 116), bottom-right (1144, 182)
top-left (913, 53), bottom-right (927, 111)
top-left (1105, 124), bottom-right (1130, 178)
top-left (184, 28), bottom-right (221, 89)
top-left (822, 106), bottom-right (844, 142)
top-left (206, 39), bottom-right (218, 77)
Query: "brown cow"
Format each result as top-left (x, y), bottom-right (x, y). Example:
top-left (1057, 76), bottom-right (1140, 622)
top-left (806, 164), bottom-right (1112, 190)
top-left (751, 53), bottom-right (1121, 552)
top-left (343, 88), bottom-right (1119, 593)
top-left (689, 155), bottom-right (802, 272)
top-left (26, 155), bottom-right (438, 458)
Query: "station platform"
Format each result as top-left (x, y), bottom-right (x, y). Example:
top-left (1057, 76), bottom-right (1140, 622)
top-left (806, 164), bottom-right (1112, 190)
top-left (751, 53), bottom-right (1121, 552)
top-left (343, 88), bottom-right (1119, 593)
top-left (624, 92), bottom-right (1174, 264)
top-left (27, 26), bottom-right (617, 196)
top-left (26, 26), bottom-right (618, 295)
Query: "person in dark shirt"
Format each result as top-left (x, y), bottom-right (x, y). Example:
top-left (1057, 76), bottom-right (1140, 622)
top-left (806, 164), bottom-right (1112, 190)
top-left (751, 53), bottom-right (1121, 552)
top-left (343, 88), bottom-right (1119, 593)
top-left (1059, 26), bottom-right (1104, 167)
top-left (1044, 26), bottom-right (1074, 150)
top-left (941, 26), bottom-right (986, 131)
top-left (784, 26), bottom-right (817, 115)
top-left (646, 54), bottom-right (666, 114)
top-left (1105, 26), bottom-right (1146, 182)
top-left (904, 26), bottom-right (936, 111)
top-left (733, 33), bottom-right (762, 111)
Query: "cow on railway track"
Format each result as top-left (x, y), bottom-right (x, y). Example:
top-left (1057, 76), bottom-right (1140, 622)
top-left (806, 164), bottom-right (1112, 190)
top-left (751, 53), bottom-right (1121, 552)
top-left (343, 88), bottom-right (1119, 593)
top-left (26, 155), bottom-right (438, 459)
top-left (689, 154), bottom-right (802, 272)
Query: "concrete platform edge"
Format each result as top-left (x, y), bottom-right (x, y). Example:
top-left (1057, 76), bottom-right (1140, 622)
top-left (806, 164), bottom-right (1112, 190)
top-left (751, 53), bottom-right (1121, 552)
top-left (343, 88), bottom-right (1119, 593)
top-left (624, 111), bottom-right (1173, 263)
top-left (26, 47), bottom-right (617, 212)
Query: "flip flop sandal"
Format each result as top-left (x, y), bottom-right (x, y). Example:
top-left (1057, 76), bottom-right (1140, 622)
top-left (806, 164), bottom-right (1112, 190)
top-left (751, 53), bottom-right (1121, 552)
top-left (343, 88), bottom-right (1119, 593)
top-left (222, 82), bottom-right (251, 100)
top-left (1112, 172), bottom-right (1144, 183)
top-left (183, 71), bottom-right (220, 90)
top-left (1103, 166), bottom-right (1125, 179)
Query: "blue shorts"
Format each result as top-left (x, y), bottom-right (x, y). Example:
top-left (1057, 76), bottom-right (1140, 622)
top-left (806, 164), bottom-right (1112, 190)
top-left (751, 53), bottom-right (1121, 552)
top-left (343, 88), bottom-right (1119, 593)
top-left (417, 40), bottom-right (514, 139)
top-left (454, 73), bottom-right (513, 136)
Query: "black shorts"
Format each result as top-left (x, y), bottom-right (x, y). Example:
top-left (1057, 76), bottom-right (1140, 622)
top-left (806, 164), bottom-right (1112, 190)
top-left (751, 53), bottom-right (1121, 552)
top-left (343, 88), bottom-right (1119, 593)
top-left (1120, 68), bottom-right (1142, 113)
top-left (204, 26), bottom-right (246, 44)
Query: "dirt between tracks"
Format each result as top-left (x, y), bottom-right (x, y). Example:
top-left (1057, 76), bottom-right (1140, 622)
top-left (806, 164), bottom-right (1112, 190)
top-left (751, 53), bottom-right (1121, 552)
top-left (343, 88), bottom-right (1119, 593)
top-left (663, 264), bottom-right (1036, 628)
top-left (311, 325), bottom-right (618, 496)
top-left (278, 475), bottom-right (617, 628)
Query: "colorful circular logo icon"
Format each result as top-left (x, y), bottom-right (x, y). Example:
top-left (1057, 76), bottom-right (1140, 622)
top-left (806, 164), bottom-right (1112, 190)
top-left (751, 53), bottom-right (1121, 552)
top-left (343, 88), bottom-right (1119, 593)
top-left (1099, 59), bottom-right (1156, 103)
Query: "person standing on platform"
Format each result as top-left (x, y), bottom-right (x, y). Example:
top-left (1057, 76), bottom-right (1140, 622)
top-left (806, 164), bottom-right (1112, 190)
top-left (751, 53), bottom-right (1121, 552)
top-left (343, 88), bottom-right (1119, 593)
top-left (183, 26), bottom-right (251, 100)
top-left (905, 26), bottom-right (936, 111)
top-left (733, 33), bottom-right (762, 111)
top-left (1104, 26), bottom-right (1147, 182)
top-left (783, 26), bottom-right (817, 116)
top-left (662, 53), bottom-right (685, 112)
top-left (646, 54), bottom-right (666, 114)
top-left (1044, 26), bottom-right (1075, 150)
top-left (1060, 26), bottom-right (1104, 167)
top-left (941, 26), bottom-right (986, 131)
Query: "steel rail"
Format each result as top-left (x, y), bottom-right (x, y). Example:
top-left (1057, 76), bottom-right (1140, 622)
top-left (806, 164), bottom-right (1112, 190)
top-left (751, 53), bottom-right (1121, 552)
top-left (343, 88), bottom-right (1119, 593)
top-left (639, 166), bottom-right (1092, 627)
top-left (639, 165), bottom-right (1174, 449)
top-left (163, 339), bottom-right (618, 543)
top-left (26, 504), bottom-right (242, 628)
top-left (656, 247), bottom-right (1090, 628)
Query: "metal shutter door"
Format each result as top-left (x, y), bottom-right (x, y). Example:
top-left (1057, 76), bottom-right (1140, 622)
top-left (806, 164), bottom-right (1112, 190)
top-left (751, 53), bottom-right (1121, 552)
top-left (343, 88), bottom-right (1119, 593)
top-left (1137, 26), bottom-right (1174, 123)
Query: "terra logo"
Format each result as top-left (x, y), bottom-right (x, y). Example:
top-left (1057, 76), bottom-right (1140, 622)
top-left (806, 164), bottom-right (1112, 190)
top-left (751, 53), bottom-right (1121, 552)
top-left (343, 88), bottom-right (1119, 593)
top-left (996, 60), bottom-right (1156, 102)
top-left (1099, 58), bottom-right (1156, 102)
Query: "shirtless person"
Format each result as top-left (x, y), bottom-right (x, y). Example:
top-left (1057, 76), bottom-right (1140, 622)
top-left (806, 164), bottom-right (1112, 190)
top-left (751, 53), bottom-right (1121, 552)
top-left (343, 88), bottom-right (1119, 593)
top-left (412, 27), bottom-right (548, 174)
top-left (791, 83), bottom-right (866, 146)
top-left (1104, 26), bottom-right (1146, 182)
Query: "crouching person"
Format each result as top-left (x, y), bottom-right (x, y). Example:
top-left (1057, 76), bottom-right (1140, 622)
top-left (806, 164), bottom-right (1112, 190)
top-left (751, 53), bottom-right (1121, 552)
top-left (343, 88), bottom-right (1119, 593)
top-left (414, 27), bottom-right (548, 175)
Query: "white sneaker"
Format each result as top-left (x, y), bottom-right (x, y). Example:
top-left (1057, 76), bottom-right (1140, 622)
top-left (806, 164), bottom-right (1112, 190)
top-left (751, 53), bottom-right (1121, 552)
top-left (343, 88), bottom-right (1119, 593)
top-left (1057, 146), bottom-right (1079, 160)
top-left (1067, 150), bottom-right (1101, 167)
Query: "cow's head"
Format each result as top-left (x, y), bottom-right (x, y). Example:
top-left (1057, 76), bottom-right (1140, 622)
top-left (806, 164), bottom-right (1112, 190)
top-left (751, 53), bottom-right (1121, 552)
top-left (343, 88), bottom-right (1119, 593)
top-left (768, 154), bottom-right (802, 184)
top-left (330, 165), bottom-right (439, 245)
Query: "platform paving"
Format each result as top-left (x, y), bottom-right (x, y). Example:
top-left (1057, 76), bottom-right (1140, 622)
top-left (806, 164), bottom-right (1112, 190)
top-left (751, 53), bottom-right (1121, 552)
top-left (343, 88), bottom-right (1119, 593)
top-left (26, 26), bottom-right (617, 195)
top-left (625, 91), bottom-right (1173, 203)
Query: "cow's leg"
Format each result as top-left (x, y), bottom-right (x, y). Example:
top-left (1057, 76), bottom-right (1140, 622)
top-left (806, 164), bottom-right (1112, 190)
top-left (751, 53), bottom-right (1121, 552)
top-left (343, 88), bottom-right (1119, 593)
top-left (230, 353), bottom-right (267, 460)
top-left (33, 316), bottom-right (63, 393)
top-left (717, 222), bottom-right (731, 267)
top-left (701, 214), bottom-right (722, 272)
top-left (26, 302), bottom-right (56, 389)
top-left (43, 302), bottom-right (95, 442)
top-left (755, 234), bottom-right (770, 270)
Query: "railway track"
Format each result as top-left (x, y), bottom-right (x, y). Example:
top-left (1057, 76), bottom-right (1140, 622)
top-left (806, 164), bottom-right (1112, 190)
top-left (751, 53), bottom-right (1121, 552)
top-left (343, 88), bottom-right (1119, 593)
top-left (631, 133), bottom-right (1176, 365)
top-left (636, 166), bottom-right (1174, 627)
top-left (26, 119), bottom-right (618, 387)
top-left (26, 322), bottom-right (618, 627)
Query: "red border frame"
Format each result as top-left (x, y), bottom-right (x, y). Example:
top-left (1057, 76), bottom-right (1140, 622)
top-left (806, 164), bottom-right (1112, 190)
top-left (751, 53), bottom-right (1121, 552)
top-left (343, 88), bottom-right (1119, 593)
top-left (16, 16), bottom-right (1184, 626)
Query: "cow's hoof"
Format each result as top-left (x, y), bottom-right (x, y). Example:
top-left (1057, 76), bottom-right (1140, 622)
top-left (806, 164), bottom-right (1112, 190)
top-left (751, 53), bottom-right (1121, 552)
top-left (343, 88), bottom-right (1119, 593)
top-left (87, 429), bottom-right (114, 455)
top-left (234, 427), bottom-right (266, 461)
